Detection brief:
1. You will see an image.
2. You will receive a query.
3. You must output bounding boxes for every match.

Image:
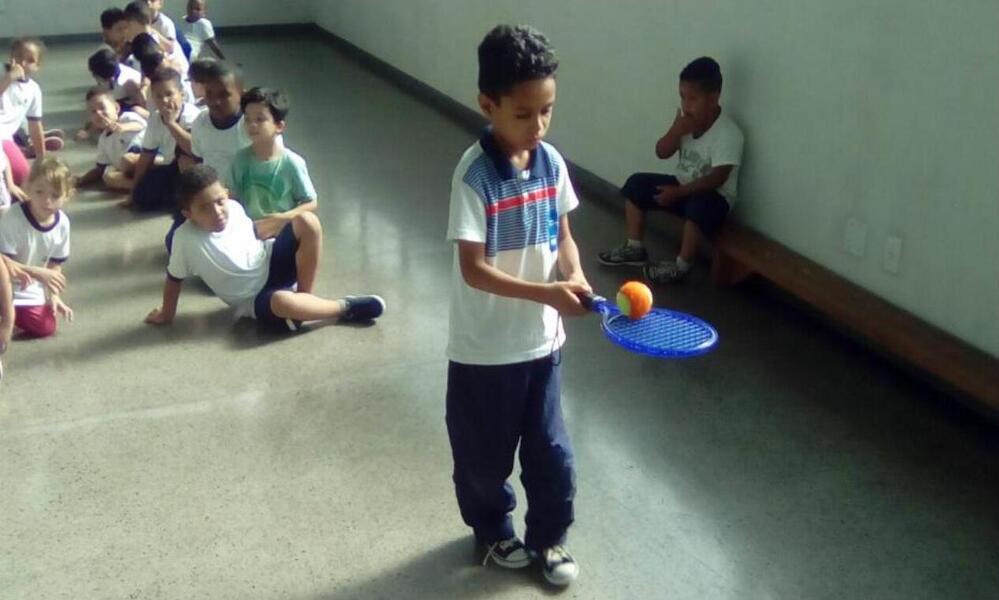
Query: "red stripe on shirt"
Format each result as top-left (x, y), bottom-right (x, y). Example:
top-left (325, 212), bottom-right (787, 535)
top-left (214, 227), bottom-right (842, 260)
top-left (485, 186), bottom-right (557, 216)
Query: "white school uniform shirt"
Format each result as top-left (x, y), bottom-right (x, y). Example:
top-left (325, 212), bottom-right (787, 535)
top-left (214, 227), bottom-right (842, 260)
top-left (167, 200), bottom-right (273, 316)
top-left (109, 63), bottom-right (143, 102)
top-left (180, 16), bottom-right (216, 58)
top-left (675, 109), bottom-right (745, 204)
top-left (446, 133), bottom-right (579, 365)
top-left (0, 203), bottom-right (71, 306)
top-left (96, 111), bottom-right (147, 168)
top-left (142, 102), bottom-right (202, 161)
top-left (190, 111), bottom-right (251, 188)
top-left (0, 77), bottom-right (42, 140)
top-left (152, 13), bottom-right (178, 43)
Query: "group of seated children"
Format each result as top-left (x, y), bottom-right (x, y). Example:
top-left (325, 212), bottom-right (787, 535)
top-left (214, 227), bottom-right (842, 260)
top-left (0, 0), bottom-right (385, 381)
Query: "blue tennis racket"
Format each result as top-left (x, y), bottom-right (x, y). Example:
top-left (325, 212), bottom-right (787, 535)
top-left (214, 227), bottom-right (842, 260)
top-left (580, 293), bottom-right (719, 358)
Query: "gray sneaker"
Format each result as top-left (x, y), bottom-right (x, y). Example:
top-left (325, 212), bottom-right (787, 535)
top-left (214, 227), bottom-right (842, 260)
top-left (643, 260), bottom-right (690, 284)
top-left (597, 243), bottom-right (648, 266)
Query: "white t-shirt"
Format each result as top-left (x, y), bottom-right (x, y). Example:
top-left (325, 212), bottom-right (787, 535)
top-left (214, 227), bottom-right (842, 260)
top-left (0, 77), bottom-right (42, 140)
top-left (446, 136), bottom-right (579, 365)
top-left (0, 203), bottom-right (71, 306)
top-left (191, 111), bottom-right (251, 187)
top-left (152, 13), bottom-right (178, 43)
top-left (109, 63), bottom-right (143, 102)
top-left (179, 17), bottom-right (215, 58)
top-left (675, 109), bottom-right (744, 203)
top-left (96, 111), bottom-right (147, 168)
top-left (0, 151), bottom-right (11, 210)
top-left (142, 102), bottom-right (202, 161)
top-left (167, 200), bottom-right (273, 315)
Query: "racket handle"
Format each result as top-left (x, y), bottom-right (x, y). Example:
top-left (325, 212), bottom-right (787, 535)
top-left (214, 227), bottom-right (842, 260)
top-left (578, 292), bottom-right (607, 312)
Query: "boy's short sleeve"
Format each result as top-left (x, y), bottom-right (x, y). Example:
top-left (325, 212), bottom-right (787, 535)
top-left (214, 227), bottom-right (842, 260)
top-left (712, 121), bottom-right (744, 168)
top-left (142, 113), bottom-right (165, 152)
top-left (552, 149), bottom-right (580, 217)
top-left (0, 216), bottom-right (17, 256)
top-left (446, 170), bottom-right (486, 243)
top-left (200, 19), bottom-right (216, 40)
top-left (166, 233), bottom-right (190, 280)
top-left (288, 154), bottom-right (317, 203)
top-left (49, 217), bottom-right (71, 263)
top-left (190, 116), bottom-right (204, 160)
top-left (25, 83), bottom-right (43, 120)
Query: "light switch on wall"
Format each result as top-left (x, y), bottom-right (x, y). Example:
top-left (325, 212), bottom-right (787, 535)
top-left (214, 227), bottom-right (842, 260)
top-left (844, 218), bottom-right (868, 258)
top-left (884, 235), bottom-right (903, 274)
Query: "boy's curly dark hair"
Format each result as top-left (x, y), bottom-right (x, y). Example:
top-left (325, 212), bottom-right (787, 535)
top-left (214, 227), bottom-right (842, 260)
top-left (177, 165), bottom-right (220, 210)
top-left (680, 57), bottom-right (723, 94)
top-left (477, 24), bottom-right (558, 101)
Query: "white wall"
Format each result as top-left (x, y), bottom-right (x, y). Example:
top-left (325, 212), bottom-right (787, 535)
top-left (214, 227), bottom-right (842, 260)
top-left (0, 0), bottom-right (313, 38)
top-left (314, 0), bottom-right (999, 357)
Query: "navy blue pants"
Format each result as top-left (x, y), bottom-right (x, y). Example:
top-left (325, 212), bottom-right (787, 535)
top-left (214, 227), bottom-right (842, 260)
top-left (445, 354), bottom-right (575, 550)
top-left (622, 172), bottom-right (730, 235)
top-left (133, 161), bottom-right (180, 213)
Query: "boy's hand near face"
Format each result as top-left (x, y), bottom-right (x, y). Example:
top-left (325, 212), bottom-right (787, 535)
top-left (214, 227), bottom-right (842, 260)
top-left (670, 108), bottom-right (696, 137)
top-left (4, 61), bottom-right (24, 82)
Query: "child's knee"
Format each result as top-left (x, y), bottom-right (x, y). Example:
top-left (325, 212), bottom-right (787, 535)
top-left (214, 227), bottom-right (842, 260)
top-left (292, 212), bottom-right (322, 239)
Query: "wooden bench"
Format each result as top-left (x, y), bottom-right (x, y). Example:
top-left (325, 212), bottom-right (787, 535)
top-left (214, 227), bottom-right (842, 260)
top-left (710, 222), bottom-right (999, 412)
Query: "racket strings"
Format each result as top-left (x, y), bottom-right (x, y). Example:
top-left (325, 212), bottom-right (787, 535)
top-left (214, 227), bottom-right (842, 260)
top-left (605, 310), bottom-right (717, 356)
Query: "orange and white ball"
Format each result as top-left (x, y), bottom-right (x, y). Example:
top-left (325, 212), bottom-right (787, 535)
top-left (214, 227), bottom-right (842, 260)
top-left (616, 281), bottom-right (653, 320)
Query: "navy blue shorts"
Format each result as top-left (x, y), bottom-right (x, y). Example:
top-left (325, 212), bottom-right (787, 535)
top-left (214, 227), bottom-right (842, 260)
top-left (253, 223), bottom-right (299, 330)
top-left (132, 160), bottom-right (179, 212)
top-left (621, 172), bottom-right (731, 235)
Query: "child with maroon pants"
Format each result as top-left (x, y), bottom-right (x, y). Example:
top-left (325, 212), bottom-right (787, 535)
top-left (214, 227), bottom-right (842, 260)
top-left (0, 156), bottom-right (74, 339)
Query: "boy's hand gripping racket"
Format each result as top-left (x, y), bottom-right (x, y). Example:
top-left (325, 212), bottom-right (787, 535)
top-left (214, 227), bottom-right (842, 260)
top-left (579, 292), bottom-right (719, 358)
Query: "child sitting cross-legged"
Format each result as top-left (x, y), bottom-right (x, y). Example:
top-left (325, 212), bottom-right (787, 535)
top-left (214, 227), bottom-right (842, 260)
top-left (146, 165), bottom-right (385, 331)
top-left (77, 87), bottom-right (147, 191)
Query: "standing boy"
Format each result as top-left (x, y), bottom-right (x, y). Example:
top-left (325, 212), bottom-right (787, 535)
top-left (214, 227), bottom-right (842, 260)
top-left (445, 24), bottom-right (589, 587)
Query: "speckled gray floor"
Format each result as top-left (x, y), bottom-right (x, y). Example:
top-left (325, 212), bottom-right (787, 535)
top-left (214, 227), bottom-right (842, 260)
top-left (1, 33), bottom-right (997, 600)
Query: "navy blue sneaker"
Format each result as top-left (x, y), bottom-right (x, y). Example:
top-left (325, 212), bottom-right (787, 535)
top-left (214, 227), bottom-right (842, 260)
top-left (341, 295), bottom-right (386, 322)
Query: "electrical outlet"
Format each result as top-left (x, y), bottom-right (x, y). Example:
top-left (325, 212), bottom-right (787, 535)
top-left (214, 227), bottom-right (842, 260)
top-left (844, 218), bottom-right (868, 258)
top-left (884, 235), bottom-right (903, 274)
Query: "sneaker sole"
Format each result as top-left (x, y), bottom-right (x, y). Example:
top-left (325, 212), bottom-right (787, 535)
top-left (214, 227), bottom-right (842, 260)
top-left (543, 568), bottom-right (578, 586)
top-left (490, 556), bottom-right (531, 569)
top-left (597, 256), bottom-right (647, 267)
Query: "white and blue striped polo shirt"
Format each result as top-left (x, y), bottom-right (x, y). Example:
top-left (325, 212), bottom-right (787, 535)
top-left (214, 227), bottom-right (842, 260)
top-left (446, 130), bottom-right (579, 365)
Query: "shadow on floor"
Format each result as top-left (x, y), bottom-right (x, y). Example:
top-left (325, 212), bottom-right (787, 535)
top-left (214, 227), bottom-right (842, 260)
top-left (302, 536), bottom-right (569, 600)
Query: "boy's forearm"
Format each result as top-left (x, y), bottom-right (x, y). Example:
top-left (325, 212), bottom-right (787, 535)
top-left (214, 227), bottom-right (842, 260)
top-left (158, 277), bottom-right (183, 320)
top-left (207, 39), bottom-right (225, 60)
top-left (164, 120), bottom-right (193, 153)
top-left (462, 259), bottom-right (549, 304)
top-left (655, 128), bottom-right (684, 160)
top-left (118, 121), bottom-right (144, 134)
top-left (674, 169), bottom-right (730, 197)
top-left (557, 233), bottom-right (585, 283)
top-left (28, 120), bottom-right (45, 159)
